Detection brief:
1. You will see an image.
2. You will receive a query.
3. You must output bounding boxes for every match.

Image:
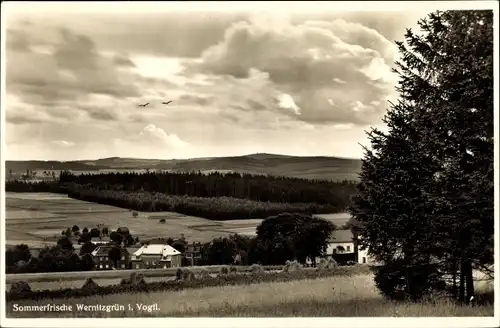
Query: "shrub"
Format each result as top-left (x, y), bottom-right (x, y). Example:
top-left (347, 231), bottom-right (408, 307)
top-left (10, 281), bottom-right (31, 294)
top-left (374, 260), bottom-right (445, 302)
top-left (81, 278), bottom-right (99, 291)
top-left (121, 273), bottom-right (146, 289)
top-left (159, 218), bottom-right (166, 224)
top-left (132, 211), bottom-right (139, 218)
top-left (249, 264), bottom-right (264, 274)
top-left (198, 268), bottom-right (211, 279)
top-left (229, 266), bottom-right (238, 273)
top-left (282, 260), bottom-right (303, 272)
top-left (220, 266), bottom-right (229, 275)
top-left (316, 257), bottom-right (338, 270)
top-left (182, 269), bottom-right (196, 281)
top-left (176, 268), bottom-right (183, 280)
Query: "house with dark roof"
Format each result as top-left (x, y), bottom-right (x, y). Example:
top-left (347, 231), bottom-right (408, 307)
top-left (91, 246), bottom-right (133, 270)
top-left (184, 242), bottom-right (203, 266)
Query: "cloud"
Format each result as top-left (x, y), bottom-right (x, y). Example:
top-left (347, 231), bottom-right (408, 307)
top-left (189, 15), bottom-right (399, 126)
top-left (52, 140), bottom-right (75, 147)
top-left (110, 124), bottom-right (191, 158)
top-left (113, 54), bottom-right (136, 67)
top-left (139, 124), bottom-right (189, 148)
top-left (276, 94), bottom-right (301, 115)
top-left (6, 28), bottom-right (141, 122)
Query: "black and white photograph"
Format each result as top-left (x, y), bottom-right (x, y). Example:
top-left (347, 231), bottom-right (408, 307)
top-left (1, 1), bottom-right (498, 326)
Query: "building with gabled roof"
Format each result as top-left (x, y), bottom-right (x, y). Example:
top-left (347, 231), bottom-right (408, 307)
top-left (91, 246), bottom-right (134, 270)
top-left (130, 244), bottom-right (182, 269)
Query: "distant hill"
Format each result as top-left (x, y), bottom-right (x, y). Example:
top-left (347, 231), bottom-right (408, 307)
top-left (5, 153), bottom-right (362, 181)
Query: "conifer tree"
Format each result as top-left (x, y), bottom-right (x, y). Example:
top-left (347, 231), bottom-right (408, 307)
top-left (349, 10), bottom-right (493, 302)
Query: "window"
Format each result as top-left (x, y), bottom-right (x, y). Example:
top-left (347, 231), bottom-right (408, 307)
top-left (362, 257), bottom-right (366, 264)
top-left (121, 264), bottom-right (125, 268)
top-left (346, 245), bottom-right (351, 252)
top-left (105, 264), bottom-right (109, 268)
top-left (136, 264), bottom-right (140, 269)
top-left (121, 256), bottom-right (125, 260)
top-left (146, 261), bottom-right (149, 266)
top-left (99, 264), bottom-right (103, 269)
top-left (104, 257), bottom-right (108, 261)
top-left (152, 261), bottom-right (156, 266)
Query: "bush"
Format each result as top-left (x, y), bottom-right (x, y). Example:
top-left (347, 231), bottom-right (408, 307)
top-left (249, 264), bottom-right (264, 274)
top-left (81, 278), bottom-right (99, 291)
top-left (132, 211), bottom-right (139, 218)
top-left (220, 266), bottom-right (229, 275)
top-left (374, 260), bottom-right (446, 302)
top-left (198, 268), bottom-right (211, 279)
top-left (316, 257), bottom-right (338, 270)
top-left (182, 269), bottom-right (196, 281)
top-left (229, 266), bottom-right (238, 273)
top-left (10, 281), bottom-right (31, 294)
top-left (282, 260), bottom-right (303, 272)
top-left (120, 273), bottom-right (146, 289)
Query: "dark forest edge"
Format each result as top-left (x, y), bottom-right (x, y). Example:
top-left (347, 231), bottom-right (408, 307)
top-left (6, 171), bottom-right (357, 220)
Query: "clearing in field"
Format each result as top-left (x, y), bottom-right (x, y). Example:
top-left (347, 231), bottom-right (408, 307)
top-left (6, 273), bottom-right (494, 317)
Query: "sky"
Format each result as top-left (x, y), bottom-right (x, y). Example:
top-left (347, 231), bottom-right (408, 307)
top-left (3, 2), bottom-right (436, 161)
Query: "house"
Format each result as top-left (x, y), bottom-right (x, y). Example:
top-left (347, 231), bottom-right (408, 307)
top-left (90, 236), bottom-right (111, 245)
top-left (183, 242), bottom-right (203, 266)
top-left (125, 247), bottom-right (140, 269)
top-left (324, 229), bottom-right (357, 265)
top-left (130, 244), bottom-right (182, 269)
top-left (91, 246), bottom-right (132, 270)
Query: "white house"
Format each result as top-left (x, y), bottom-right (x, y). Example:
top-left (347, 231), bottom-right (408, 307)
top-left (326, 229), bottom-right (356, 255)
top-left (130, 244), bottom-right (182, 269)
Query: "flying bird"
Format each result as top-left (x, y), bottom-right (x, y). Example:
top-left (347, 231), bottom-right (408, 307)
top-left (162, 101), bottom-right (172, 105)
top-left (138, 102), bottom-right (150, 107)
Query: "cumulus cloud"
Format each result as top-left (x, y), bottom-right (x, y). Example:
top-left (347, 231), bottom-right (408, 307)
top-left (139, 124), bottom-right (189, 148)
top-left (188, 15), bottom-right (398, 126)
top-left (276, 94), bottom-right (301, 115)
top-left (6, 27), bottom-right (141, 123)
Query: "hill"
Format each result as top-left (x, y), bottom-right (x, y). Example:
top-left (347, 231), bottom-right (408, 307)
top-left (5, 153), bottom-right (362, 181)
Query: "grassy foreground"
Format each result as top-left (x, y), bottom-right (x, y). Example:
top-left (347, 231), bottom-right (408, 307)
top-left (6, 274), bottom-right (493, 317)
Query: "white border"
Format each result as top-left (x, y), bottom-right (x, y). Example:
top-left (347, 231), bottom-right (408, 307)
top-left (1, 1), bottom-right (499, 328)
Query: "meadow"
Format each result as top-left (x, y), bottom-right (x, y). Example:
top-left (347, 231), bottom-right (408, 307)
top-left (6, 273), bottom-right (494, 317)
top-left (5, 192), bottom-right (351, 247)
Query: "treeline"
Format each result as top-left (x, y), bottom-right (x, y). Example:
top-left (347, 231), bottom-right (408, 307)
top-left (59, 171), bottom-right (356, 207)
top-left (67, 186), bottom-right (338, 220)
top-left (5, 180), bottom-right (68, 194)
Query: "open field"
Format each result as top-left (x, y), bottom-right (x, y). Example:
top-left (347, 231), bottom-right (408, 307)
top-left (5, 273), bottom-right (493, 317)
top-left (6, 192), bottom-right (350, 246)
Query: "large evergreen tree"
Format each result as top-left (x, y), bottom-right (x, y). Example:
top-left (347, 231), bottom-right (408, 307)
top-left (349, 10), bottom-right (493, 302)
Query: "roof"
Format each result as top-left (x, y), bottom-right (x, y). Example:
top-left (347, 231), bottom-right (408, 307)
top-left (126, 247), bottom-right (140, 255)
top-left (91, 246), bottom-right (124, 257)
top-left (328, 229), bottom-right (354, 243)
top-left (134, 244), bottom-right (182, 257)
